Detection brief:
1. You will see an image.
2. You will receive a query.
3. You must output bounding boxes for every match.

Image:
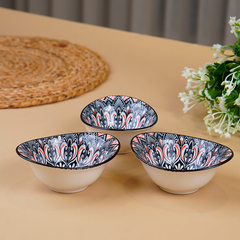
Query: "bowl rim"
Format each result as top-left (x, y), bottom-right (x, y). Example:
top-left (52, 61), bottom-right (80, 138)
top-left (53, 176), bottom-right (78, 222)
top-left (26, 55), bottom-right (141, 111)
top-left (130, 132), bottom-right (234, 172)
top-left (80, 95), bottom-right (158, 132)
top-left (16, 132), bottom-right (120, 170)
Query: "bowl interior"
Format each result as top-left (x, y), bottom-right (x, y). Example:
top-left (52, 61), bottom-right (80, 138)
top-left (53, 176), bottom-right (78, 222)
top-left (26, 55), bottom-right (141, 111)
top-left (80, 95), bottom-right (157, 130)
top-left (16, 132), bottom-right (120, 169)
top-left (131, 132), bottom-right (233, 172)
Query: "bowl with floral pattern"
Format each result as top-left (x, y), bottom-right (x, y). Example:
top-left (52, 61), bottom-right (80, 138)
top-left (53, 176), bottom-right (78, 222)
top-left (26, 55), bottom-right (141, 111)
top-left (16, 132), bottom-right (120, 193)
top-left (131, 132), bottom-right (233, 194)
top-left (80, 95), bottom-right (158, 154)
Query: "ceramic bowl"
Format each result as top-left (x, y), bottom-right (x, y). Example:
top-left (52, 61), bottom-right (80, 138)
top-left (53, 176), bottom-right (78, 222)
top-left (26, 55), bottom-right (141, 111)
top-left (16, 132), bottom-right (120, 193)
top-left (80, 95), bottom-right (158, 154)
top-left (131, 132), bottom-right (233, 194)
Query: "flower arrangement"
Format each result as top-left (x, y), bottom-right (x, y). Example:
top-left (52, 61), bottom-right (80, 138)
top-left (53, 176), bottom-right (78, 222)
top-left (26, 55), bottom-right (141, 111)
top-left (179, 16), bottom-right (240, 138)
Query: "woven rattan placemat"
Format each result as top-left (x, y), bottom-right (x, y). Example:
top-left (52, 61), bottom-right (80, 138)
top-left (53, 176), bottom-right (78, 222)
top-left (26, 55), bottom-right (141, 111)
top-left (0, 36), bottom-right (109, 108)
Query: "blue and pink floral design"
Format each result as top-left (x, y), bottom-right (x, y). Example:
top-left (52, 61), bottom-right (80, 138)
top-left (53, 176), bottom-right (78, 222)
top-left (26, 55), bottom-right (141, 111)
top-left (131, 132), bottom-right (233, 171)
top-left (80, 95), bottom-right (158, 131)
top-left (16, 132), bottom-right (120, 169)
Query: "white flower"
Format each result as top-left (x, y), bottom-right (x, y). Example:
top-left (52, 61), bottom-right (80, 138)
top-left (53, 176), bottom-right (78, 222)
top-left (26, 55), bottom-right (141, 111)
top-left (224, 132), bottom-right (231, 138)
top-left (221, 80), bottom-right (229, 86)
top-left (205, 113), bottom-right (214, 121)
top-left (207, 126), bottom-right (212, 133)
top-left (180, 23), bottom-right (240, 139)
top-left (184, 98), bottom-right (190, 105)
top-left (204, 62), bottom-right (214, 70)
top-left (213, 53), bottom-right (218, 59)
top-left (214, 128), bottom-right (223, 134)
top-left (179, 91), bottom-right (188, 102)
top-left (230, 128), bottom-right (237, 135)
top-left (186, 78), bottom-right (193, 89)
top-left (216, 97), bottom-right (228, 112)
top-left (225, 83), bottom-right (234, 95)
top-left (229, 16), bottom-right (236, 26)
top-left (201, 74), bottom-right (208, 81)
top-left (212, 44), bottom-right (224, 53)
top-left (218, 56), bottom-right (228, 64)
top-left (198, 68), bottom-right (207, 81)
top-left (189, 90), bottom-right (194, 96)
top-left (227, 89), bottom-right (232, 95)
top-left (182, 67), bottom-right (192, 78)
top-left (228, 16), bottom-right (240, 38)
top-left (178, 92), bottom-right (185, 98)
top-left (199, 89), bottom-right (204, 95)
top-left (207, 109), bottom-right (212, 114)
top-left (198, 67), bottom-right (205, 75)
top-left (183, 106), bottom-right (190, 113)
top-left (179, 90), bottom-right (198, 113)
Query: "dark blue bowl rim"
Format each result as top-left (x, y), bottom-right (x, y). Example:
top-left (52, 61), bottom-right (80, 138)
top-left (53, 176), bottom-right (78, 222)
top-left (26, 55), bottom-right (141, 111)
top-left (130, 132), bottom-right (234, 172)
top-left (16, 132), bottom-right (120, 170)
top-left (80, 95), bottom-right (158, 132)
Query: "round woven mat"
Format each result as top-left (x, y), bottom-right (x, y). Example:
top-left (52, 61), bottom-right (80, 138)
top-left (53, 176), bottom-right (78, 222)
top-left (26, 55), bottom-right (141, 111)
top-left (0, 36), bottom-right (109, 108)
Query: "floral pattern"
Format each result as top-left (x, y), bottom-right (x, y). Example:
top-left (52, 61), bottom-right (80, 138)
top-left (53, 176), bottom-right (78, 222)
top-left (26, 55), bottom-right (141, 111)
top-left (16, 132), bottom-right (120, 169)
top-left (131, 132), bottom-right (233, 171)
top-left (80, 95), bottom-right (157, 130)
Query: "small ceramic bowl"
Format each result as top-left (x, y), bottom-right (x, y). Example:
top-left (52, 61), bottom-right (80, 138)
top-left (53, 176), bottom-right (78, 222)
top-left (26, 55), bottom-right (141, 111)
top-left (131, 132), bottom-right (233, 194)
top-left (16, 132), bottom-right (120, 193)
top-left (80, 95), bottom-right (158, 154)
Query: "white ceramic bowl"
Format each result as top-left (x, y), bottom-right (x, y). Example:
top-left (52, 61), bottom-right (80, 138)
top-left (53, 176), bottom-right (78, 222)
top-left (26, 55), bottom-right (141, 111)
top-left (80, 95), bottom-right (158, 154)
top-left (131, 132), bottom-right (233, 194)
top-left (16, 132), bottom-right (120, 193)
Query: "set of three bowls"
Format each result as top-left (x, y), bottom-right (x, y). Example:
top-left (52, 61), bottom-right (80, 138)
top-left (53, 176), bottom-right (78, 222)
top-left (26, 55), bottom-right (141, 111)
top-left (16, 95), bottom-right (234, 194)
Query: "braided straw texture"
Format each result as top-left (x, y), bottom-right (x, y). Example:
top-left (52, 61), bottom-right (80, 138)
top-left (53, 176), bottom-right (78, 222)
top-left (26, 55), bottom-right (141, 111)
top-left (0, 36), bottom-right (109, 108)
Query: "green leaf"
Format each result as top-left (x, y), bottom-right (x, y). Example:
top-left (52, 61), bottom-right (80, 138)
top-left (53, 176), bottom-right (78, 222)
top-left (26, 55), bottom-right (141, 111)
top-left (233, 41), bottom-right (239, 48)
top-left (206, 88), bottom-right (222, 100)
top-left (224, 90), bottom-right (239, 109)
top-left (225, 90), bottom-right (238, 101)
top-left (236, 85), bottom-right (240, 93)
top-left (229, 106), bottom-right (240, 117)
top-left (202, 90), bottom-right (215, 107)
top-left (234, 41), bottom-right (240, 57)
top-left (226, 62), bottom-right (239, 71)
top-left (207, 77), bottom-right (216, 88)
top-left (213, 63), bottom-right (226, 76)
top-left (206, 65), bottom-right (216, 74)
top-left (234, 70), bottom-right (240, 79)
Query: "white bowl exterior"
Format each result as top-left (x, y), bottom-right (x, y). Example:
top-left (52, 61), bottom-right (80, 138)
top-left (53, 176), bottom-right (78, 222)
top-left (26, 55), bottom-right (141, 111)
top-left (142, 163), bottom-right (217, 194)
top-left (85, 125), bottom-right (153, 154)
top-left (30, 162), bottom-right (106, 193)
